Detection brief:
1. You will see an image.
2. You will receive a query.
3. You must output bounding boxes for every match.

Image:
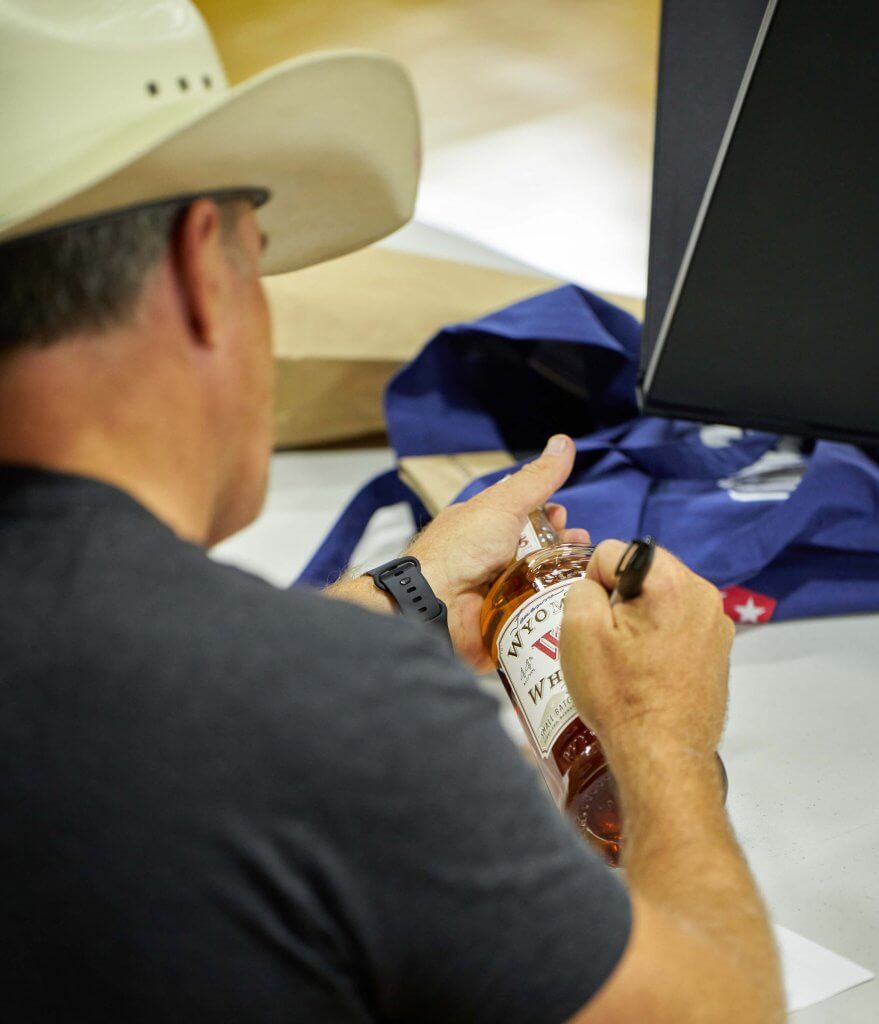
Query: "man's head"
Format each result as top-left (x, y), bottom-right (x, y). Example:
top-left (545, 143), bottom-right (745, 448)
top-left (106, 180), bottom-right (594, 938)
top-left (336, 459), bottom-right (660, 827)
top-left (0, 196), bottom-right (274, 545)
top-left (0, 197), bottom-right (238, 349)
top-left (0, 2), bottom-right (419, 547)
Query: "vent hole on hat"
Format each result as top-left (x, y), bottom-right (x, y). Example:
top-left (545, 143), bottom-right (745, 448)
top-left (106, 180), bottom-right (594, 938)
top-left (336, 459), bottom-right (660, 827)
top-left (178, 77), bottom-right (189, 92)
top-left (146, 81), bottom-right (159, 97)
top-left (203, 74), bottom-right (213, 89)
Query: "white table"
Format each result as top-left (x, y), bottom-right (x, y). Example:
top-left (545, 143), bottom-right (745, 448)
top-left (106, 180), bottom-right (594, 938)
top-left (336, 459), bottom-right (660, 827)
top-left (724, 614), bottom-right (878, 1022)
top-left (215, 448), bottom-right (878, 1020)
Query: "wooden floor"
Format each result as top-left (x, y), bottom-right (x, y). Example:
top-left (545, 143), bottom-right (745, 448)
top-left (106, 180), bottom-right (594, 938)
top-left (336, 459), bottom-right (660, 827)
top-left (197, 1), bottom-right (661, 447)
top-left (198, 0), bottom-right (659, 163)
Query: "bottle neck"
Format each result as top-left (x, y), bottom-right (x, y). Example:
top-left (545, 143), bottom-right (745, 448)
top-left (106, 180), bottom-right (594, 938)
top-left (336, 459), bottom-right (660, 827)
top-left (516, 506), bottom-right (560, 560)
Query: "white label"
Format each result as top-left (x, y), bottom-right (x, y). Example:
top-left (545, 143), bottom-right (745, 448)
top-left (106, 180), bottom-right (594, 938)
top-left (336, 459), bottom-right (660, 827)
top-left (718, 447), bottom-right (807, 503)
top-left (517, 520), bottom-right (542, 558)
top-left (496, 579), bottom-right (582, 757)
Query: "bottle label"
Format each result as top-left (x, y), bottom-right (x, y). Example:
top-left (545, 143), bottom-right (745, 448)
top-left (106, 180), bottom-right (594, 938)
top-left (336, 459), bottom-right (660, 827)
top-left (495, 579), bottom-right (581, 757)
top-left (517, 520), bottom-right (543, 559)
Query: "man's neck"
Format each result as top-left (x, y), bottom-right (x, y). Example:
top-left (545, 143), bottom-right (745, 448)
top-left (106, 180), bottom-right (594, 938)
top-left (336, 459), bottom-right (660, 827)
top-left (0, 334), bottom-right (218, 546)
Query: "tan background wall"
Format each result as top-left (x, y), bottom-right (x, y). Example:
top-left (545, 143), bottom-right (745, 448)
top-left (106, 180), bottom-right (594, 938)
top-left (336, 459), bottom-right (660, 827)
top-left (198, 1), bottom-right (659, 162)
top-left (196, 1), bottom-right (660, 448)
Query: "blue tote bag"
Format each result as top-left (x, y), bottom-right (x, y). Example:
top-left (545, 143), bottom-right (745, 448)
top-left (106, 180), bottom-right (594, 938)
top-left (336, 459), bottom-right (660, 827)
top-left (299, 286), bottom-right (879, 624)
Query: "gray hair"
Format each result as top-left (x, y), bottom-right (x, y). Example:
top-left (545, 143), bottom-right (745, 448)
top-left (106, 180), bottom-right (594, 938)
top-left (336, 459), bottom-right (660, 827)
top-left (0, 197), bottom-right (242, 350)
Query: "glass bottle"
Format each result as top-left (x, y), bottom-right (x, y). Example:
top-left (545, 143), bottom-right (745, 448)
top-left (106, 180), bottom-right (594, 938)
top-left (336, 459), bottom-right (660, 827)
top-left (481, 510), bottom-right (728, 867)
top-left (480, 509), bottom-right (622, 864)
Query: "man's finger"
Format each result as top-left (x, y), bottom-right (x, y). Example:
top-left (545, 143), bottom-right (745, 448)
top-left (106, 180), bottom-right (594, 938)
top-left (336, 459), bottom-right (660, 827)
top-left (560, 527), bottom-right (591, 545)
top-left (479, 435), bottom-right (576, 518)
top-left (545, 502), bottom-right (568, 532)
top-left (584, 539), bottom-right (631, 594)
top-left (561, 577), bottom-right (614, 649)
top-left (587, 539), bottom-right (688, 599)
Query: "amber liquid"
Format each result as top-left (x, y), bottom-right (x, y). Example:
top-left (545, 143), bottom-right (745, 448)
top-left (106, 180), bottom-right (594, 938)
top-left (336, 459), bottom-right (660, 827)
top-left (480, 543), bottom-right (623, 867)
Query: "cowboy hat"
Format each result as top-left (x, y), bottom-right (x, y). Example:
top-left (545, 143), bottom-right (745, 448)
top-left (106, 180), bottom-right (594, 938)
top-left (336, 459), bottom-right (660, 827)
top-left (0, 0), bottom-right (421, 275)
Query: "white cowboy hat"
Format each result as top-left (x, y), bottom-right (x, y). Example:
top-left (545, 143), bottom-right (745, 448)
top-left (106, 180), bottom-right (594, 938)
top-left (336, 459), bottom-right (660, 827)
top-left (0, 0), bottom-right (421, 275)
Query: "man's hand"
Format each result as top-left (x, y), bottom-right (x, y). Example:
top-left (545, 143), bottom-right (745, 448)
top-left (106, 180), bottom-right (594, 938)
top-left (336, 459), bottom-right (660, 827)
top-left (324, 435), bottom-right (588, 670)
top-left (560, 540), bottom-right (734, 770)
top-left (408, 434), bottom-right (589, 670)
top-left (560, 543), bottom-right (783, 1024)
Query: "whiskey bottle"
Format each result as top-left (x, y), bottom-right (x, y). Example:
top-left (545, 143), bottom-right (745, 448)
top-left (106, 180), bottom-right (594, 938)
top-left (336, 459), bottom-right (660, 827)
top-left (480, 508), bottom-right (623, 865)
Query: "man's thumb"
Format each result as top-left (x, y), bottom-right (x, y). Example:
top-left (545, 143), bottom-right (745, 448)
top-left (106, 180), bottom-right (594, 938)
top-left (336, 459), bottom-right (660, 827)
top-left (489, 434), bottom-right (575, 517)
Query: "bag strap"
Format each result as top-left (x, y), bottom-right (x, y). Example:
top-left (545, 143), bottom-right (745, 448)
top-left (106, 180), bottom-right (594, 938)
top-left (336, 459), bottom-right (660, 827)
top-left (296, 470), bottom-right (430, 588)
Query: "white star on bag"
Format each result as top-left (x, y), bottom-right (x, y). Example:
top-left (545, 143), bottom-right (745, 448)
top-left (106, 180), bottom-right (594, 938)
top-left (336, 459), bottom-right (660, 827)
top-left (734, 596), bottom-right (767, 624)
top-left (720, 586), bottom-right (777, 624)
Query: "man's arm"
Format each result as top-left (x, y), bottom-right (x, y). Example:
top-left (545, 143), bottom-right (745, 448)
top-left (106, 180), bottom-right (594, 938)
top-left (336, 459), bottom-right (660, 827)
top-left (323, 434), bottom-right (590, 670)
top-left (324, 438), bottom-right (783, 1019)
top-left (561, 543), bottom-right (784, 1024)
top-left (323, 572), bottom-right (396, 615)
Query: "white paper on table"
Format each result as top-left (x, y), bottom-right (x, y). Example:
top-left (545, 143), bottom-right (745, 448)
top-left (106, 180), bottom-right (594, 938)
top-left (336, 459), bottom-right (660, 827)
top-left (775, 924), bottom-right (874, 1013)
top-left (416, 109), bottom-right (651, 299)
top-left (487, 694), bottom-right (876, 1013)
top-left (350, 501), bottom-right (417, 572)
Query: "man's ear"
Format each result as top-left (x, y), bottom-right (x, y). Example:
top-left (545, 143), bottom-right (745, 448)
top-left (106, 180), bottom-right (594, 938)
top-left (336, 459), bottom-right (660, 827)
top-left (171, 198), bottom-right (230, 350)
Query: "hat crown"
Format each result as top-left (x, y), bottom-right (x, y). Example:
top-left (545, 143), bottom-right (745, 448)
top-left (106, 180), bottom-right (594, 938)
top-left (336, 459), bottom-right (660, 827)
top-left (1, 0), bottom-right (228, 220)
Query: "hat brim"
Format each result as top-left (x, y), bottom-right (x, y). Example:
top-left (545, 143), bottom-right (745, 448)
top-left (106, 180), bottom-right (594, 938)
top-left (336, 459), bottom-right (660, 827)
top-left (0, 50), bottom-right (421, 276)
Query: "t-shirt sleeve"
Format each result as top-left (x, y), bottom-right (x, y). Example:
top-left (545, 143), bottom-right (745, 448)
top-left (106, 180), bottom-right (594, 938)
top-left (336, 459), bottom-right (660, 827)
top-left (308, 623), bottom-right (632, 1024)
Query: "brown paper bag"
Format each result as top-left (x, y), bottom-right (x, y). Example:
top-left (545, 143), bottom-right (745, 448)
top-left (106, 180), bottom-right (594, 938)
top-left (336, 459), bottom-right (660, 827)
top-left (266, 246), bottom-right (644, 451)
top-left (396, 283), bottom-right (645, 514)
top-left (398, 451), bottom-right (515, 516)
top-left (265, 247), bottom-right (560, 448)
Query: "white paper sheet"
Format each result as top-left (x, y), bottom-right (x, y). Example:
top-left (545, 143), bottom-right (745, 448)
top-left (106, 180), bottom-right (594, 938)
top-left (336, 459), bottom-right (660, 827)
top-left (774, 925), bottom-right (873, 1013)
top-left (416, 110), bottom-right (651, 298)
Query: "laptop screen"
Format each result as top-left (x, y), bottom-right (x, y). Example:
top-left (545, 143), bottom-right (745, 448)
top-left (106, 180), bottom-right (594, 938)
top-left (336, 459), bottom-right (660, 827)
top-left (641, 0), bottom-right (879, 445)
top-left (642, 0), bottom-right (767, 374)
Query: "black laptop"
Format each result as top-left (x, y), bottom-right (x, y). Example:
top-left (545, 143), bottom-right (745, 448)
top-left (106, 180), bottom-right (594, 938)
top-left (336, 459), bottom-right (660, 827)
top-left (640, 0), bottom-right (879, 446)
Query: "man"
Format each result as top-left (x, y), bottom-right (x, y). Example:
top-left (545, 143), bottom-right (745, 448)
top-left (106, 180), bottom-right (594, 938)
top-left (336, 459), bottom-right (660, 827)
top-left (0, 2), bottom-right (783, 1021)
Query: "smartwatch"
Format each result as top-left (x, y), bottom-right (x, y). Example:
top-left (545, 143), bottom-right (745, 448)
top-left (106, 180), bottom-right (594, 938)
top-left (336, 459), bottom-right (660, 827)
top-left (366, 556), bottom-right (451, 646)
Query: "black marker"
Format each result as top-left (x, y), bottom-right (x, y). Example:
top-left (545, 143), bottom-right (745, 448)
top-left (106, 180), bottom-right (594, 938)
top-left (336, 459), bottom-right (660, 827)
top-left (610, 536), bottom-right (656, 606)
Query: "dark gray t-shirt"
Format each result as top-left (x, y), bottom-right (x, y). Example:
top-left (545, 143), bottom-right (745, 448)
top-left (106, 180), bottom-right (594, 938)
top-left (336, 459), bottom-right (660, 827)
top-left (0, 466), bottom-right (630, 1023)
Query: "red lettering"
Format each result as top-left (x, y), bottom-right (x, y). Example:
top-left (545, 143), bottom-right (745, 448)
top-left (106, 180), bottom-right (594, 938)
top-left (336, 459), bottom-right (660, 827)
top-left (532, 627), bottom-right (560, 660)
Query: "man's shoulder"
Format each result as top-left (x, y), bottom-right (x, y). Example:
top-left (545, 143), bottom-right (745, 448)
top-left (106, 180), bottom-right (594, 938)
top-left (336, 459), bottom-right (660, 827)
top-left (192, 555), bottom-right (421, 665)
top-left (117, 542), bottom-right (489, 797)
top-left (117, 532), bottom-right (431, 671)
top-left (100, 526), bottom-right (458, 697)
top-left (64, 522), bottom-right (475, 765)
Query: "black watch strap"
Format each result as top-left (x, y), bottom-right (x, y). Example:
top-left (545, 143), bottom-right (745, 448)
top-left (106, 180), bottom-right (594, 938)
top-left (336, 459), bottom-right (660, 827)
top-left (366, 556), bottom-right (451, 645)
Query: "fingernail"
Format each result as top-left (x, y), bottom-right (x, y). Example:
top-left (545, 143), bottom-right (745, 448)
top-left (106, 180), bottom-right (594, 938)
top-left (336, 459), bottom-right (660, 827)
top-left (544, 434), bottom-right (568, 455)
